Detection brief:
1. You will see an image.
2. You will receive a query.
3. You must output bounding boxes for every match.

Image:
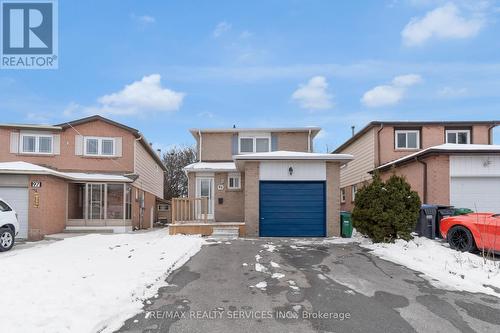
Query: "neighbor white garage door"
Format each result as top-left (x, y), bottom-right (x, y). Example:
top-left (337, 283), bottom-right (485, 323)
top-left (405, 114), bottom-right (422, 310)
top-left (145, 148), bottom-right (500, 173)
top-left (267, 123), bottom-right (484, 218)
top-left (450, 155), bottom-right (500, 214)
top-left (0, 187), bottom-right (29, 239)
top-left (450, 177), bottom-right (500, 213)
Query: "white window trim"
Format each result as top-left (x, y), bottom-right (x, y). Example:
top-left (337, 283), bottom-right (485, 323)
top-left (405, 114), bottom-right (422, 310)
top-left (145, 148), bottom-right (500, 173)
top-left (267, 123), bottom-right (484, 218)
top-left (20, 133), bottom-right (54, 155)
top-left (340, 188), bottom-right (346, 203)
top-left (238, 136), bottom-right (271, 154)
top-left (445, 129), bottom-right (471, 144)
top-left (228, 173), bottom-right (241, 190)
top-left (84, 137), bottom-right (116, 157)
top-left (395, 130), bottom-right (420, 150)
top-left (351, 185), bottom-right (357, 203)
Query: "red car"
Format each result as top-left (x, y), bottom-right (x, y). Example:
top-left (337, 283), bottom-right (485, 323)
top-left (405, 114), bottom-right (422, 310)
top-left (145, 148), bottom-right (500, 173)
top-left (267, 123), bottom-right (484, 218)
top-left (440, 213), bottom-right (500, 253)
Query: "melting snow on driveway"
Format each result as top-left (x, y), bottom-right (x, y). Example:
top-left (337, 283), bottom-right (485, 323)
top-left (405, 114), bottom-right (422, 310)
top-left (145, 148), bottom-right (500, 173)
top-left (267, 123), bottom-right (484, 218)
top-left (0, 230), bottom-right (204, 333)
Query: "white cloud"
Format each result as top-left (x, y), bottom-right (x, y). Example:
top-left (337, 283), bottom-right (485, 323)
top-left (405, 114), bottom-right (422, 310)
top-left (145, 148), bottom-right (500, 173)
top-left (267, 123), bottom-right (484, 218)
top-left (64, 74), bottom-right (185, 117)
top-left (437, 86), bottom-right (467, 97)
top-left (131, 14), bottom-right (156, 25)
top-left (402, 3), bottom-right (484, 46)
top-left (291, 76), bottom-right (333, 110)
top-left (197, 111), bottom-right (215, 118)
top-left (138, 15), bottom-right (155, 24)
top-left (239, 30), bottom-right (254, 39)
top-left (392, 73), bottom-right (422, 86)
top-left (212, 21), bottom-right (232, 38)
top-left (361, 74), bottom-right (422, 107)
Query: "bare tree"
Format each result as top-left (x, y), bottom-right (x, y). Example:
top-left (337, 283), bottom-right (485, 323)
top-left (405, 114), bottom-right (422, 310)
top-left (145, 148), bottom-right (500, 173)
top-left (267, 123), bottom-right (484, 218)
top-left (162, 146), bottom-right (197, 199)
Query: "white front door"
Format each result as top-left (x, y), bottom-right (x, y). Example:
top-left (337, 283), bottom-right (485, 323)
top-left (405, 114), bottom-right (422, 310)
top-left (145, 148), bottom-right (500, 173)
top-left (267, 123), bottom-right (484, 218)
top-left (196, 177), bottom-right (214, 219)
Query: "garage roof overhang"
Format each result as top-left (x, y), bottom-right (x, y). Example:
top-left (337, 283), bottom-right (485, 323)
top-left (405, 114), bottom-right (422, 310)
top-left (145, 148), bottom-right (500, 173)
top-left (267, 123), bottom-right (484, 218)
top-left (233, 151), bottom-right (354, 170)
top-left (0, 161), bottom-right (133, 182)
top-left (183, 162), bottom-right (237, 173)
top-left (374, 144), bottom-right (500, 172)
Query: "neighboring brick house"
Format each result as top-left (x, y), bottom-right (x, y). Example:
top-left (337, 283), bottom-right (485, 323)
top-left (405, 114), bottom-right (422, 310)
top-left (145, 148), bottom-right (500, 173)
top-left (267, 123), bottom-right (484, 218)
top-left (0, 115), bottom-right (166, 240)
top-left (333, 121), bottom-right (500, 212)
top-left (170, 127), bottom-right (353, 237)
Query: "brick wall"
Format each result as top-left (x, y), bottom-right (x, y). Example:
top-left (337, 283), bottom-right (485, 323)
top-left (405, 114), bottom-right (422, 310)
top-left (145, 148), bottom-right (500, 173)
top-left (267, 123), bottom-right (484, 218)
top-left (244, 162), bottom-right (260, 236)
top-left (214, 172), bottom-right (245, 222)
top-left (326, 162), bottom-right (341, 237)
top-left (28, 175), bottom-right (67, 240)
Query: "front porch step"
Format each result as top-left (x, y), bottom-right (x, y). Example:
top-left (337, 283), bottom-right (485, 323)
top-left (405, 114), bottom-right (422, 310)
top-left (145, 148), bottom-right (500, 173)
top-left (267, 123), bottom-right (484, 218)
top-left (211, 226), bottom-right (240, 238)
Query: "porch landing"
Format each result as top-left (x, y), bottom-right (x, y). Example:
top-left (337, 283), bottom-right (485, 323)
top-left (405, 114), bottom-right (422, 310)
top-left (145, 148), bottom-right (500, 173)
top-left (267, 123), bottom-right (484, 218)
top-left (169, 222), bottom-right (245, 237)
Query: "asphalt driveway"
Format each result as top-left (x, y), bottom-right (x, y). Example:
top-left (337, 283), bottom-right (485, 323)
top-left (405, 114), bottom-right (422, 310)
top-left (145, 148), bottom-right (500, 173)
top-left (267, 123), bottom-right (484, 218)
top-left (117, 239), bottom-right (500, 333)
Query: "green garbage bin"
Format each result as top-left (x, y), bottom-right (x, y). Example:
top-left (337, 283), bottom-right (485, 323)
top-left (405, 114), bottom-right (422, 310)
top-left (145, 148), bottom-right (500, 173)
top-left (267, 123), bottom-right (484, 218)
top-left (340, 211), bottom-right (353, 238)
top-left (453, 208), bottom-right (474, 216)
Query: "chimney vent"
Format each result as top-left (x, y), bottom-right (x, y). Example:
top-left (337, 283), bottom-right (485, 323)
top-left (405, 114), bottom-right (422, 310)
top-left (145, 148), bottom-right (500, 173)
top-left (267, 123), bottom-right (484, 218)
top-left (351, 126), bottom-right (355, 137)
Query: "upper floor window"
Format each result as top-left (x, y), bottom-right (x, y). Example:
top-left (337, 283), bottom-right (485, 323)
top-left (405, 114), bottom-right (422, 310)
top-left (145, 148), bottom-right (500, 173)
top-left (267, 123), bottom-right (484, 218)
top-left (395, 130), bottom-right (420, 150)
top-left (446, 130), bottom-right (470, 144)
top-left (21, 134), bottom-right (53, 154)
top-left (239, 137), bottom-right (270, 154)
top-left (84, 137), bottom-right (115, 156)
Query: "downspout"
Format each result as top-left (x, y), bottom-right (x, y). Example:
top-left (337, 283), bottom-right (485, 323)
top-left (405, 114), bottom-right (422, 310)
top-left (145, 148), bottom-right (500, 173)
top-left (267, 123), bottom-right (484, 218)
top-left (308, 129), bottom-right (311, 152)
top-left (487, 124), bottom-right (497, 145)
top-left (376, 124), bottom-right (384, 166)
top-left (198, 130), bottom-right (202, 162)
top-left (416, 157), bottom-right (428, 204)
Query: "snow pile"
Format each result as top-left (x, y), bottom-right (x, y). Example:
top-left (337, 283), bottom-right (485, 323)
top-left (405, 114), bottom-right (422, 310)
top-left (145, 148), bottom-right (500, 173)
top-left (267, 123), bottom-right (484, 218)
top-left (0, 230), bottom-right (204, 333)
top-left (362, 237), bottom-right (500, 297)
top-left (255, 263), bottom-right (268, 273)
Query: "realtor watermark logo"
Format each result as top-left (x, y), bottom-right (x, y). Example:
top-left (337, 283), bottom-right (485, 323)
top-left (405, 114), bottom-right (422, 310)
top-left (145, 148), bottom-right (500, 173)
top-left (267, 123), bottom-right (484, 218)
top-left (1, 0), bottom-right (58, 69)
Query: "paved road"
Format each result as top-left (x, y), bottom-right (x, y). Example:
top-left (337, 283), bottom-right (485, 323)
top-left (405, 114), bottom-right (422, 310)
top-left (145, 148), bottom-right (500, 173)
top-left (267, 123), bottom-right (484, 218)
top-left (117, 239), bottom-right (500, 333)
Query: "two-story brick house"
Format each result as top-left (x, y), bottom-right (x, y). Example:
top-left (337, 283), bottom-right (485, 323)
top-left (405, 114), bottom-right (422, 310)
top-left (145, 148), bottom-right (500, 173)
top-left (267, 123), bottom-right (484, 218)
top-left (170, 127), bottom-right (353, 237)
top-left (334, 121), bottom-right (500, 213)
top-left (0, 115), bottom-right (166, 240)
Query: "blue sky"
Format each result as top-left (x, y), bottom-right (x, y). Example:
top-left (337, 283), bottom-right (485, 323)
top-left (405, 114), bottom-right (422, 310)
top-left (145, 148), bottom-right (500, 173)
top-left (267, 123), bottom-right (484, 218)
top-left (1, 0), bottom-right (500, 152)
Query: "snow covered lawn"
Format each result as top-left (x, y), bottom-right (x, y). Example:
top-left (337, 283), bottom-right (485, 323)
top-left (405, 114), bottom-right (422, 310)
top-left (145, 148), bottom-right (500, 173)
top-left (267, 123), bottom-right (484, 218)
top-left (362, 237), bottom-right (500, 297)
top-left (0, 230), bottom-right (204, 333)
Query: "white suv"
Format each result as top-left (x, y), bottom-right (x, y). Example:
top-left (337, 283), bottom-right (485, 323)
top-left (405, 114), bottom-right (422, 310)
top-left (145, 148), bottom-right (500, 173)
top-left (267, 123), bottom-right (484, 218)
top-left (0, 199), bottom-right (20, 252)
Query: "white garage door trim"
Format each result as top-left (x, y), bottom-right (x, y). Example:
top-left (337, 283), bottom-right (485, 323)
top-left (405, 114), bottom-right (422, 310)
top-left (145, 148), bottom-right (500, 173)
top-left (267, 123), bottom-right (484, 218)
top-left (0, 187), bottom-right (29, 239)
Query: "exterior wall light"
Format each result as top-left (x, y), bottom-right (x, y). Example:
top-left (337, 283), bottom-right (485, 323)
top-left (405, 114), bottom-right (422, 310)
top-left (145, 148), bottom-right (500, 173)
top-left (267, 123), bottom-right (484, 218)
top-left (288, 166), bottom-right (294, 176)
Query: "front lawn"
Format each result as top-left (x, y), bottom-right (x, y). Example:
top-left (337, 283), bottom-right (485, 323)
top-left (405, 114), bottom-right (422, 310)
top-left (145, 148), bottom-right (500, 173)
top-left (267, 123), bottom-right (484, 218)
top-left (0, 230), bottom-right (203, 333)
top-left (362, 236), bottom-right (500, 297)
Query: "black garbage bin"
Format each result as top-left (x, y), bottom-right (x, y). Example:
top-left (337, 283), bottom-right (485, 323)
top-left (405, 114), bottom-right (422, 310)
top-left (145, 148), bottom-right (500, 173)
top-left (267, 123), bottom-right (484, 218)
top-left (416, 204), bottom-right (438, 238)
top-left (436, 207), bottom-right (455, 238)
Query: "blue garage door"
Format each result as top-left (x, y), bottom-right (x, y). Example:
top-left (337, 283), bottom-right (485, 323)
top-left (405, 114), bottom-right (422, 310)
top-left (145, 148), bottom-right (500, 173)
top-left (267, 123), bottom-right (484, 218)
top-left (259, 181), bottom-right (326, 237)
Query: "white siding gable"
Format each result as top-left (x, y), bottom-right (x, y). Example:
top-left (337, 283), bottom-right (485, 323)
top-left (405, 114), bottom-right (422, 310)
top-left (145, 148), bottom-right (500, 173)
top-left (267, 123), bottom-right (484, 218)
top-left (339, 128), bottom-right (375, 187)
top-left (133, 141), bottom-right (164, 198)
